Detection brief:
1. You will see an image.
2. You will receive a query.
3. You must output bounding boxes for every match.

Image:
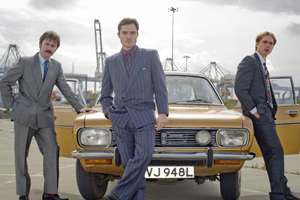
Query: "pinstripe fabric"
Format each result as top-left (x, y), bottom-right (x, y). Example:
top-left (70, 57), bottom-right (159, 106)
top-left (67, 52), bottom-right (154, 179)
top-left (100, 46), bottom-right (168, 199)
top-left (111, 120), bottom-right (155, 200)
top-left (100, 46), bottom-right (168, 128)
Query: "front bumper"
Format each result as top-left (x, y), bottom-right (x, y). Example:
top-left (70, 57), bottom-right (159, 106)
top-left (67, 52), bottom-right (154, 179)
top-left (71, 148), bottom-right (255, 168)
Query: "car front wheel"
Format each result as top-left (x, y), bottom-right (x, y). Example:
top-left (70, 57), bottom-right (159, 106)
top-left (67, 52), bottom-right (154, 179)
top-left (220, 170), bottom-right (241, 200)
top-left (76, 159), bottom-right (108, 200)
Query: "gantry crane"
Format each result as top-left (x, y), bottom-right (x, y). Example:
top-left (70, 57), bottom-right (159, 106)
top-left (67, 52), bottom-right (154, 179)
top-left (94, 19), bottom-right (106, 77)
top-left (0, 44), bottom-right (22, 77)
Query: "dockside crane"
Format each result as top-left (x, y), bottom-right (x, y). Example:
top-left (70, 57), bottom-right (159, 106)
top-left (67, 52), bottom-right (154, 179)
top-left (0, 44), bottom-right (22, 77)
top-left (94, 19), bottom-right (106, 77)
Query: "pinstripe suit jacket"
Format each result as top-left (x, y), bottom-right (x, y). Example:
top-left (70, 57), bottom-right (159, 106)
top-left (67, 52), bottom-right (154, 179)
top-left (0, 53), bottom-right (84, 130)
top-left (100, 46), bottom-right (169, 128)
top-left (234, 53), bottom-right (277, 123)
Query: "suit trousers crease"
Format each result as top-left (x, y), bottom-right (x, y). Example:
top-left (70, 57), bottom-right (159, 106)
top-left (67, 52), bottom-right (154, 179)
top-left (251, 117), bottom-right (291, 199)
top-left (14, 121), bottom-right (59, 195)
top-left (111, 119), bottom-right (155, 200)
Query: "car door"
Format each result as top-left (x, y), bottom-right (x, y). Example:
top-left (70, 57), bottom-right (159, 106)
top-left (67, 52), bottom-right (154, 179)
top-left (270, 76), bottom-right (300, 155)
top-left (233, 76), bottom-right (300, 156)
top-left (53, 79), bottom-right (87, 157)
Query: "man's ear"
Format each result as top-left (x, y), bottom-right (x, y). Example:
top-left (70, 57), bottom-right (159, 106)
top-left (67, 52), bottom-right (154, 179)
top-left (117, 32), bottom-right (120, 38)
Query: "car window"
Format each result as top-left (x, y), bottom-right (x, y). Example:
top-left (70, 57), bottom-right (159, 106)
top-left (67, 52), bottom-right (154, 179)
top-left (166, 75), bottom-right (223, 105)
top-left (52, 79), bottom-right (87, 108)
top-left (270, 77), bottom-right (296, 105)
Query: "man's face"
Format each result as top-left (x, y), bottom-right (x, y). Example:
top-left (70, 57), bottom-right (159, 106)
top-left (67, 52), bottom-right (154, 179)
top-left (39, 38), bottom-right (58, 60)
top-left (256, 35), bottom-right (274, 59)
top-left (118, 24), bottom-right (138, 51)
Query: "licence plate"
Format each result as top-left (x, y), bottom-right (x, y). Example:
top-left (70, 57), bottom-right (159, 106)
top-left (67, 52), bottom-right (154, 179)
top-left (145, 166), bottom-right (194, 179)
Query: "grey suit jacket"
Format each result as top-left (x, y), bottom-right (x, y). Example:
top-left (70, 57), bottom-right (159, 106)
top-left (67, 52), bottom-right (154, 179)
top-left (234, 53), bottom-right (277, 123)
top-left (0, 53), bottom-right (84, 130)
top-left (100, 46), bottom-right (169, 128)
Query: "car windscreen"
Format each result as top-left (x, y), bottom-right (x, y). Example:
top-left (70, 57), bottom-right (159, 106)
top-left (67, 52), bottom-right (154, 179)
top-left (166, 75), bottom-right (223, 105)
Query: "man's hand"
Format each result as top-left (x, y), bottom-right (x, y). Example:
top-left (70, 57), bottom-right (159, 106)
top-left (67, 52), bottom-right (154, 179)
top-left (79, 108), bottom-right (98, 113)
top-left (156, 113), bottom-right (168, 131)
top-left (253, 112), bottom-right (260, 119)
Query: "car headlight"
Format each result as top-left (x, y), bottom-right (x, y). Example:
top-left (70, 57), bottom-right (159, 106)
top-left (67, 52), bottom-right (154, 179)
top-left (78, 128), bottom-right (111, 147)
top-left (195, 130), bottom-right (211, 146)
top-left (216, 129), bottom-right (249, 147)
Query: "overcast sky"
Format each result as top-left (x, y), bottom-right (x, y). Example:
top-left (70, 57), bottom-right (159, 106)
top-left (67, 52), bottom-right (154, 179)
top-left (1, 0), bottom-right (300, 86)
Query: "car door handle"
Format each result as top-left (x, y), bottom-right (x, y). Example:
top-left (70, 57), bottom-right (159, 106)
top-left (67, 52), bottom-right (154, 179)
top-left (285, 110), bottom-right (299, 115)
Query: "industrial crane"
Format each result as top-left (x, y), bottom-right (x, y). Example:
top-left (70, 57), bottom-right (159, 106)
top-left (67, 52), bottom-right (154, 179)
top-left (94, 19), bottom-right (106, 77)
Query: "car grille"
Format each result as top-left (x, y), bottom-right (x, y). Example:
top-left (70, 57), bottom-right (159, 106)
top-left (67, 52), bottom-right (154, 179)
top-left (111, 128), bottom-right (218, 148)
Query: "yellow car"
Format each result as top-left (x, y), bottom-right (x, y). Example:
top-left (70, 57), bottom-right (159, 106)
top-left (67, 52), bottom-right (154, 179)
top-left (53, 72), bottom-right (299, 200)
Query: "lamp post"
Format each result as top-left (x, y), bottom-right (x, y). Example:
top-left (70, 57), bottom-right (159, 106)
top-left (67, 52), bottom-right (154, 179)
top-left (183, 55), bottom-right (191, 72)
top-left (168, 7), bottom-right (178, 71)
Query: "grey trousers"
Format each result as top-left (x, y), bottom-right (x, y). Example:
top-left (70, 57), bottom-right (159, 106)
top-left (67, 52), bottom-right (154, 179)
top-left (250, 115), bottom-right (291, 200)
top-left (110, 119), bottom-right (155, 200)
top-left (14, 121), bottom-right (59, 196)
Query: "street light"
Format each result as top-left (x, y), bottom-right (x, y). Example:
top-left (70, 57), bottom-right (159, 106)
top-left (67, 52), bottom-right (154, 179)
top-left (168, 7), bottom-right (178, 71)
top-left (183, 55), bottom-right (191, 72)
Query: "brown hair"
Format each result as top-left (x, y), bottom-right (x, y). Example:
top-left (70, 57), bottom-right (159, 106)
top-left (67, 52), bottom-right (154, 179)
top-left (255, 31), bottom-right (277, 50)
top-left (39, 31), bottom-right (61, 48)
top-left (118, 17), bottom-right (139, 32)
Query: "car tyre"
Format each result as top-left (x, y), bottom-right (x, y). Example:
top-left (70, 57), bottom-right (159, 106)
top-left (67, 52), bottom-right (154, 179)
top-left (220, 170), bottom-right (241, 200)
top-left (76, 159), bottom-right (108, 200)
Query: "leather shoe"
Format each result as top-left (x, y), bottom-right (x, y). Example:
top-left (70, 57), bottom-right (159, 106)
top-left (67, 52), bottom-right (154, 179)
top-left (285, 192), bottom-right (300, 200)
top-left (19, 196), bottom-right (29, 200)
top-left (42, 193), bottom-right (68, 200)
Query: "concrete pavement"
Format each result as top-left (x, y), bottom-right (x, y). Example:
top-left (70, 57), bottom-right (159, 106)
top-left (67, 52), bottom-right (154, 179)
top-left (0, 119), bottom-right (299, 200)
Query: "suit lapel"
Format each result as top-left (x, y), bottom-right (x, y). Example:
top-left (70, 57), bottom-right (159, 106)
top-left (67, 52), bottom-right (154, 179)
top-left (254, 53), bottom-right (268, 98)
top-left (126, 47), bottom-right (143, 92)
top-left (32, 54), bottom-right (43, 94)
top-left (115, 51), bottom-right (129, 81)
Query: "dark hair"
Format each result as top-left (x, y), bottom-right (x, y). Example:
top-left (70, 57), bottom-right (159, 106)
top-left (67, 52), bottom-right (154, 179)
top-left (118, 17), bottom-right (139, 32)
top-left (255, 31), bottom-right (277, 50)
top-left (39, 31), bottom-right (61, 48)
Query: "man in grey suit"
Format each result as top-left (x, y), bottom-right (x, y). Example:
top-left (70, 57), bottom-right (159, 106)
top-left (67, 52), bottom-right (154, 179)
top-left (100, 17), bottom-right (168, 200)
top-left (235, 31), bottom-right (299, 200)
top-left (0, 31), bottom-right (95, 200)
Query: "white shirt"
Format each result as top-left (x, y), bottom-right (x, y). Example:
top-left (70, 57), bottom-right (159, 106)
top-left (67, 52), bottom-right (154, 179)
top-left (38, 52), bottom-right (47, 79)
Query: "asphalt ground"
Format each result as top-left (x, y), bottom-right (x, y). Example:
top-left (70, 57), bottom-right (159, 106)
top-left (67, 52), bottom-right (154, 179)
top-left (0, 119), bottom-right (299, 200)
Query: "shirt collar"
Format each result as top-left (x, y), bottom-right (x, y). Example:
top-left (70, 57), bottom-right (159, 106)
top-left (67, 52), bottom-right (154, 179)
top-left (255, 51), bottom-right (266, 67)
top-left (122, 45), bottom-right (137, 56)
top-left (38, 52), bottom-right (47, 65)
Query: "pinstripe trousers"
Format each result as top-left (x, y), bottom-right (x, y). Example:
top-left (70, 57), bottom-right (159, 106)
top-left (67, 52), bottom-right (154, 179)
top-left (110, 118), bottom-right (155, 200)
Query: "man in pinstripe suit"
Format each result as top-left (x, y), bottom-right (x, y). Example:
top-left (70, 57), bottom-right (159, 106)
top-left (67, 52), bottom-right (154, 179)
top-left (100, 17), bottom-right (169, 200)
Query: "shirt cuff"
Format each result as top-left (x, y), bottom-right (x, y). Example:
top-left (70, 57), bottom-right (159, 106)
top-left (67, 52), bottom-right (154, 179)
top-left (250, 107), bottom-right (257, 115)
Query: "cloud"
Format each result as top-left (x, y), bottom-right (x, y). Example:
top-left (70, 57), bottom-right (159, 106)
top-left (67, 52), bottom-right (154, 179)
top-left (184, 0), bottom-right (300, 15)
top-left (287, 22), bottom-right (300, 35)
top-left (28, 0), bottom-right (78, 10)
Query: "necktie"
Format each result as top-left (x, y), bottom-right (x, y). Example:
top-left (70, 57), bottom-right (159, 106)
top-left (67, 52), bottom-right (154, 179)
top-left (126, 51), bottom-right (131, 75)
top-left (264, 63), bottom-right (272, 105)
top-left (43, 60), bottom-right (49, 82)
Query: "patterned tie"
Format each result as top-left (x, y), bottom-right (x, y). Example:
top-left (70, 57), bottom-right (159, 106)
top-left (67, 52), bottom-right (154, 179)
top-left (264, 63), bottom-right (272, 105)
top-left (43, 60), bottom-right (49, 82)
top-left (126, 51), bottom-right (131, 75)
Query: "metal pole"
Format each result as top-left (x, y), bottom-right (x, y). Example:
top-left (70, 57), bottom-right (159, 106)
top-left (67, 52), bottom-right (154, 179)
top-left (183, 55), bottom-right (190, 72)
top-left (169, 7), bottom-right (178, 71)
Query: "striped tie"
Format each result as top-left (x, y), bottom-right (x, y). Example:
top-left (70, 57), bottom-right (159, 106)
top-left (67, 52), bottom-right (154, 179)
top-left (264, 63), bottom-right (272, 105)
top-left (126, 51), bottom-right (131, 75)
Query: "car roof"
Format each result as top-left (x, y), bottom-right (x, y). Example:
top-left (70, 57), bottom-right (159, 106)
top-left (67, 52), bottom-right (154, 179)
top-left (164, 71), bottom-right (207, 78)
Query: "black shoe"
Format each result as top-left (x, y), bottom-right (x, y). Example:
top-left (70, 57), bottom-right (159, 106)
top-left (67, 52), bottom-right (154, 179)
top-left (19, 196), bottom-right (29, 200)
top-left (42, 193), bottom-right (68, 200)
top-left (285, 193), bottom-right (300, 200)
